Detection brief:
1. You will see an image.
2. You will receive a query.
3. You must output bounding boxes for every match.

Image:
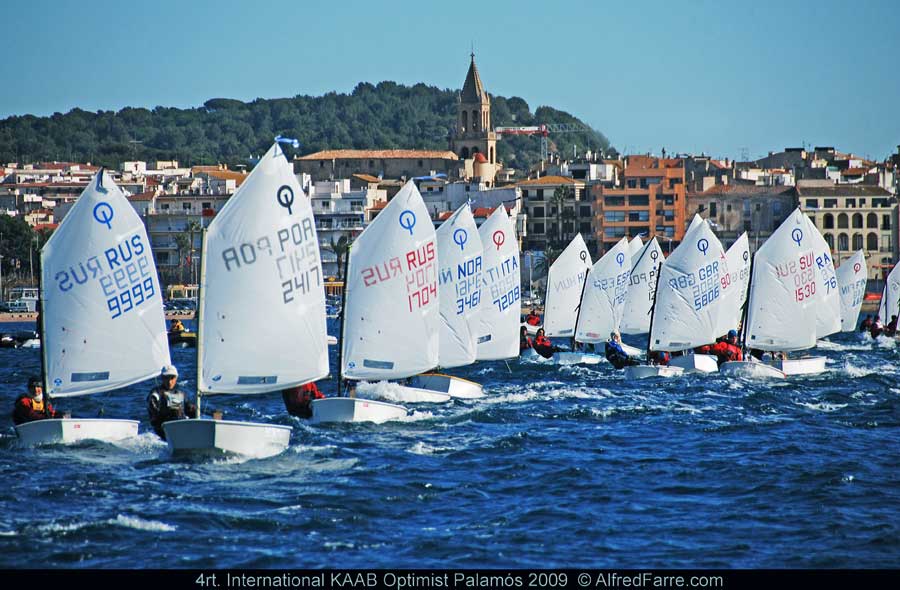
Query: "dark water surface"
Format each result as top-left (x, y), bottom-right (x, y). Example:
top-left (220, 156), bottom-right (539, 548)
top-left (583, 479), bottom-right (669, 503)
top-left (1, 319), bottom-right (898, 568)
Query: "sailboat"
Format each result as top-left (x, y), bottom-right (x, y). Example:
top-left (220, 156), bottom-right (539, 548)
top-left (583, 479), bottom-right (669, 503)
top-left (476, 205), bottom-right (521, 362)
top-left (627, 235), bottom-right (644, 258)
top-left (16, 170), bottom-right (170, 446)
top-left (877, 258), bottom-right (900, 330)
top-left (312, 180), bottom-right (443, 424)
top-left (619, 237), bottom-right (665, 347)
top-left (836, 250), bottom-right (866, 331)
top-left (521, 234), bottom-right (591, 362)
top-left (562, 236), bottom-right (632, 364)
top-left (714, 233), bottom-right (751, 337)
top-left (162, 140), bottom-right (326, 457)
top-left (409, 202), bottom-right (485, 398)
top-left (720, 208), bottom-right (820, 379)
top-left (625, 220), bottom-right (727, 379)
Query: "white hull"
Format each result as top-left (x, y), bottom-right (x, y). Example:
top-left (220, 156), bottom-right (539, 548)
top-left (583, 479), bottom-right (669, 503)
top-left (162, 418), bottom-right (291, 458)
top-left (719, 361), bottom-right (786, 379)
top-left (356, 381), bottom-right (451, 404)
top-left (311, 397), bottom-right (409, 424)
top-left (669, 353), bottom-right (719, 373)
top-left (552, 351), bottom-right (603, 365)
top-left (623, 365), bottom-right (684, 380)
top-left (20, 338), bottom-right (40, 349)
top-left (519, 348), bottom-right (549, 362)
top-left (768, 356), bottom-right (827, 376)
top-left (15, 418), bottom-right (139, 446)
top-left (409, 374), bottom-right (484, 399)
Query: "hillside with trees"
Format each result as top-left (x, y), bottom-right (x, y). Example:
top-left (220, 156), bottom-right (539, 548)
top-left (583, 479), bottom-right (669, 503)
top-left (0, 82), bottom-right (612, 171)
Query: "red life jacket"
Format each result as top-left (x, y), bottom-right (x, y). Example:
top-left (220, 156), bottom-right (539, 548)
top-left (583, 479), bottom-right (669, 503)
top-left (534, 335), bottom-right (552, 348)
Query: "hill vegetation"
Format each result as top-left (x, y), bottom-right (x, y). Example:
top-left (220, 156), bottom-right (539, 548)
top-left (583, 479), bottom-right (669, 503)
top-left (0, 82), bottom-right (612, 171)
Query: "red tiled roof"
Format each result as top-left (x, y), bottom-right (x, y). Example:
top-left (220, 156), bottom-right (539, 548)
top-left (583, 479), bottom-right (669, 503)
top-left (33, 222), bottom-right (59, 231)
top-left (516, 175), bottom-right (580, 187)
top-left (435, 211), bottom-right (453, 221)
top-left (128, 191), bottom-right (156, 202)
top-left (369, 200), bottom-right (388, 210)
top-left (841, 167), bottom-right (868, 176)
top-left (352, 173), bottom-right (382, 183)
top-left (298, 149), bottom-right (459, 161)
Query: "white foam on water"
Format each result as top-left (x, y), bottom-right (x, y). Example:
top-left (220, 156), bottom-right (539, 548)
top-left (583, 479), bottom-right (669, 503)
top-left (110, 514), bottom-right (176, 532)
top-left (401, 410), bottom-right (435, 422)
top-left (407, 441), bottom-right (455, 455)
top-left (37, 520), bottom-right (91, 534)
top-left (874, 335), bottom-right (897, 349)
top-left (794, 401), bottom-right (848, 413)
top-left (0, 530), bottom-right (18, 536)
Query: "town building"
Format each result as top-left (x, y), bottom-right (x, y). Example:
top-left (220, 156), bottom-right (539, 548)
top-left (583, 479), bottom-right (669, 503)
top-left (518, 175), bottom-right (591, 253)
top-left (687, 184), bottom-right (796, 252)
top-left (448, 54), bottom-right (498, 185)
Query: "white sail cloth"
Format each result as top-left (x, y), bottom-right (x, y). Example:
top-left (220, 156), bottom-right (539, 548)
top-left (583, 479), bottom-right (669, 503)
top-left (42, 170), bottom-right (171, 397)
top-left (650, 221), bottom-right (727, 351)
top-left (803, 212), bottom-right (842, 338)
top-left (745, 208), bottom-right (818, 351)
top-left (575, 237), bottom-right (631, 343)
top-left (879, 257), bottom-right (900, 324)
top-left (341, 180), bottom-right (439, 380)
top-left (620, 237), bottom-right (665, 334)
top-left (199, 142), bottom-right (328, 394)
top-left (837, 250), bottom-right (866, 331)
top-left (436, 204), bottom-right (483, 368)
top-left (476, 206), bottom-right (521, 360)
top-left (543, 234), bottom-right (591, 337)
top-left (715, 233), bottom-right (751, 336)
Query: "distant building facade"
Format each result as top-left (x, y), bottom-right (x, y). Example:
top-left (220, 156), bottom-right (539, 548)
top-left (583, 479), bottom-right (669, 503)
top-left (687, 184), bottom-right (796, 252)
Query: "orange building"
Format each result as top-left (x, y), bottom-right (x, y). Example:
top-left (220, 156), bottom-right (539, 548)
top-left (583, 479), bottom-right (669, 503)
top-left (592, 156), bottom-right (687, 255)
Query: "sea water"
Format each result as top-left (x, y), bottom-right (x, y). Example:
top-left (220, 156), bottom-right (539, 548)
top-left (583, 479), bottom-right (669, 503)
top-left (0, 320), bottom-right (898, 568)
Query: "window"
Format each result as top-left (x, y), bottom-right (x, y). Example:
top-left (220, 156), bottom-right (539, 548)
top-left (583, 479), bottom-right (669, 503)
top-left (319, 161), bottom-right (324, 168)
top-left (824, 199), bottom-right (838, 208)
top-left (663, 210), bottom-right (675, 221)
top-left (852, 213), bottom-right (863, 228)
top-left (628, 195), bottom-right (649, 207)
top-left (628, 211), bottom-right (649, 222)
top-left (823, 213), bottom-right (834, 229)
top-left (369, 160), bottom-right (374, 168)
top-left (846, 198), bottom-right (856, 208)
top-left (883, 214), bottom-right (891, 230)
top-left (183, 202), bottom-right (191, 210)
top-left (521, 189), bottom-right (529, 198)
top-left (605, 211), bottom-right (626, 222)
top-left (550, 207), bottom-right (557, 216)
top-left (838, 213), bottom-right (848, 229)
top-left (805, 199), bottom-right (818, 209)
top-left (538, 189), bottom-right (546, 200)
top-left (755, 203), bottom-right (761, 211)
top-left (727, 204), bottom-right (732, 212)
top-left (838, 233), bottom-right (849, 251)
top-left (580, 206), bottom-right (591, 218)
top-left (417, 160), bottom-right (423, 167)
top-left (579, 222), bottom-right (592, 234)
top-left (533, 223), bottom-right (545, 234)
top-left (627, 179), bottom-right (637, 189)
top-left (853, 234), bottom-right (863, 250)
top-left (202, 202), bottom-right (211, 209)
top-left (825, 233), bottom-right (834, 250)
top-left (533, 206), bottom-right (545, 217)
top-left (883, 235), bottom-right (891, 251)
top-left (867, 233), bottom-right (878, 250)
top-left (710, 202), bottom-right (718, 217)
top-left (604, 227), bottom-right (627, 237)
top-left (698, 204), bottom-right (706, 213)
top-left (605, 196), bottom-right (625, 206)
top-left (867, 213), bottom-right (878, 228)
top-left (161, 203), bottom-right (170, 211)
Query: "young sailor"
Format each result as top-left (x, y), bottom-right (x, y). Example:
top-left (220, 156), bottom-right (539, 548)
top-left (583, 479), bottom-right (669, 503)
top-left (13, 376), bottom-right (64, 425)
top-left (519, 325), bottom-right (533, 352)
top-left (147, 365), bottom-right (196, 440)
top-left (605, 331), bottom-right (639, 369)
top-left (533, 328), bottom-right (562, 359)
top-left (282, 382), bottom-right (326, 419)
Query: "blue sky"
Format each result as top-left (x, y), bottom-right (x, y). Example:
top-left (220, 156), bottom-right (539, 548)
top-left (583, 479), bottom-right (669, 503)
top-left (3, 0), bottom-right (898, 161)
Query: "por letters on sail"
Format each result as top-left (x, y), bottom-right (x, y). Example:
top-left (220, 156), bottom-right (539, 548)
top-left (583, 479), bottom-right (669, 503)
top-left (436, 203), bottom-right (483, 368)
top-left (43, 170), bottom-right (170, 397)
top-left (620, 237), bottom-right (665, 335)
top-left (543, 234), bottom-right (592, 337)
top-left (878, 257), bottom-right (900, 324)
top-left (475, 205), bottom-right (520, 361)
top-left (650, 220), bottom-right (727, 351)
top-left (803, 212), bottom-right (842, 338)
top-left (837, 250), bottom-right (867, 332)
top-left (342, 180), bottom-right (439, 380)
top-left (198, 143), bottom-right (328, 394)
top-left (745, 208), bottom-right (818, 351)
top-left (575, 236), bottom-right (631, 344)
top-left (715, 232), bottom-right (751, 336)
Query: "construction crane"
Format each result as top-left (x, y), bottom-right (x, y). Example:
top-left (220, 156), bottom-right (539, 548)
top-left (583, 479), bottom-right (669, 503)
top-left (494, 123), bottom-right (597, 162)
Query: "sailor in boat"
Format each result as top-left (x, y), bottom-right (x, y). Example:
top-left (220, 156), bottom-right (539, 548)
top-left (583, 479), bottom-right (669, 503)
top-left (282, 382), bottom-right (326, 419)
top-left (709, 330), bottom-right (743, 366)
top-left (649, 350), bottom-right (671, 366)
top-left (605, 331), bottom-right (639, 369)
top-left (533, 328), bottom-right (563, 359)
top-left (169, 319), bottom-right (185, 335)
top-left (12, 376), bottom-right (65, 425)
top-left (858, 315), bottom-right (873, 332)
top-left (870, 318), bottom-right (884, 338)
top-left (519, 326), bottom-right (533, 352)
top-left (885, 315), bottom-right (898, 337)
top-left (524, 308), bottom-right (541, 327)
top-left (147, 365), bottom-right (196, 440)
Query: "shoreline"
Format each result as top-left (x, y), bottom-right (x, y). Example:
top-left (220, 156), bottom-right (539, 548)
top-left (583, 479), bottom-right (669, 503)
top-left (0, 312), bottom-right (196, 324)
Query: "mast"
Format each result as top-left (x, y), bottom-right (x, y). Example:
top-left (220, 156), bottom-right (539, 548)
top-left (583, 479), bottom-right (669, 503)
top-left (571, 267), bottom-right (590, 349)
top-left (645, 259), bottom-right (663, 361)
top-left (336, 245), bottom-right (351, 397)
top-left (194, 228), bottom-right (208, 418)
top-left (38, 260), bottom-right (49, 416)
top-left (739, 253), bottom-right (756, 352)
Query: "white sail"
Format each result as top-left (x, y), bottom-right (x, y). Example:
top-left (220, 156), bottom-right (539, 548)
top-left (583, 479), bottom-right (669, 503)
top-left (837, 250), bottom-right (866, 332)
top-left (476, 206), bottom-right (521, 360)
top-left (42, 170), bottom-right (170, 397)
top-left (620, 237), bottom-right (665, 334)
top-left (627, 236), bottom-right (644, 257)
top-left (436, 203), bottom-right (483, 368)
top-left (342, 180), bottom-right (439, 380)
top-left (199, 143), bottom-right (328, 394)
top-left (803, 212), bottom-right (842, 338)
top-left (745, 208), bottom-right (817, 351)
top-left (575, 237), bottom-right (631, 343)
top-left (543, 234), bottom-right (591, 337)
top-left (650, 221), bottom-right (727, 351)
top-left (879, 258), bottom-right (900, 324)
top-left (686, 213), bottom-right (704, 234)
top-left (715, 233), bottom-right (750, 336)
